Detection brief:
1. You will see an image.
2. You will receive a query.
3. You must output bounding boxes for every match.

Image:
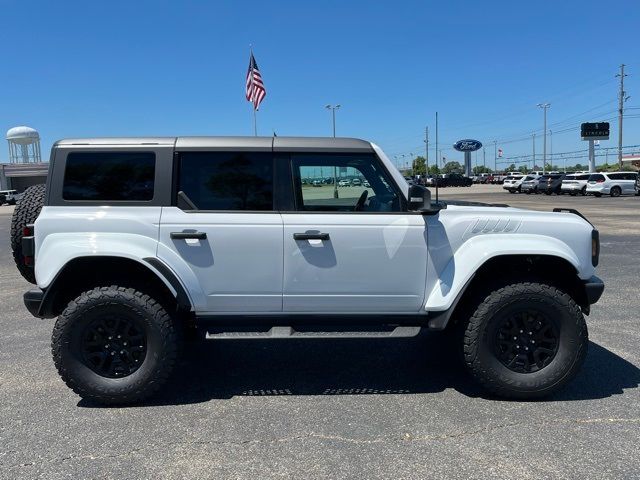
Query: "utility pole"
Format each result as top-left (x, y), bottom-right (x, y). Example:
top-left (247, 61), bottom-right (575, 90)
top-left (325, 104), bottom-right (341, 198)
top-left (493, 140), bottom-right (497, 172)
top-left (550, 129), bottom-right (553, 169)
top-left (532, 133), bottom-right (536, 169)
top-left (435, 112), bottom-right (439, 172)
top-left (424, 126), bottom-right (429, 175)
top-left (537, 103), bottom-right (551, 173)
top-left (616, 64), bottom-right (628, 170)
top-left (483, 147), bottom-right (486, 170)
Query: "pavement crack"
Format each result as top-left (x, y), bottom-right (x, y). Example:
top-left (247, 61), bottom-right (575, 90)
top-left (5, 417), bottom-right (640, 470)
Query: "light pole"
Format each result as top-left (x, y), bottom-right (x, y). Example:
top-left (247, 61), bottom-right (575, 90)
top-left (325, 104), bottom-right (341, 198)
top-left (537, 103), bottom-right (551, 173)
top-left (325, 104), bottom-right (341, 137)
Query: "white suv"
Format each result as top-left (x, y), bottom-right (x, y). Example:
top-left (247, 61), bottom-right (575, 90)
top-left (561, 173), bottom-right (591, 196)
top-left (586, 172), bottom-right (638, 197)
top-left (502, 174), bottom-right (526, 193)
top-left (12, 136), bottom-right (604, 404)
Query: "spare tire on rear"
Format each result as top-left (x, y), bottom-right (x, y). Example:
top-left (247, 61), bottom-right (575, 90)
top-left (11, 184), bottom-right (46, 284)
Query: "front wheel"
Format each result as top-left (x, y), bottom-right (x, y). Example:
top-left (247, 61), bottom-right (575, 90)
top-left (462, 282), bottom-right (588, 399)
top-left (52, 286), bottom-right (180, 405)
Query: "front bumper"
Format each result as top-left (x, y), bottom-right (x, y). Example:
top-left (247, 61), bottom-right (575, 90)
top-left (583, 275), bottom-right (605, 305)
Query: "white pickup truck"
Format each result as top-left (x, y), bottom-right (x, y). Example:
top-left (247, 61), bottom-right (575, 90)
top-left (12, 136), bottom-right (603, 405)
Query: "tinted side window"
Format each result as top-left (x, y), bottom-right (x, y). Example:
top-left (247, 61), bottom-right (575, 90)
top-left (589, 174), bottom-right (605, 182)
top-left (63, 152), bottom-right (155, 201)
top-left (608, 173), bottom-right (623, 180)
top-left (177, 151), bottom-right (273, 210)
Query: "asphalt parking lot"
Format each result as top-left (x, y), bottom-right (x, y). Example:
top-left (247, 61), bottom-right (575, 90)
top-left (0, 185), bottom-right (638, 479)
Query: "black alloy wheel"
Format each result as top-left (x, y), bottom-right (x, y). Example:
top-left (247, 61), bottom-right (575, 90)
top-left (493, 310), bottom-right (559, 374)
top-left (81, 314), bottom-right (147, 378)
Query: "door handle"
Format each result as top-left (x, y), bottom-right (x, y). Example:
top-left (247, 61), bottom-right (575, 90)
top-left (170, 231), bottom-right (207, 240)
top-left (293, 233), bottom-right (330, 241)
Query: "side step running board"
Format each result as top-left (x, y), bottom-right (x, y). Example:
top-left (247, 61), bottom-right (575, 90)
top-left (205, 325), bottom-right (421, 340)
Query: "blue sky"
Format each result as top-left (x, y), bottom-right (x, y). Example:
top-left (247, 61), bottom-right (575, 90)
top-left (1, 0), bottom-right (639, 169)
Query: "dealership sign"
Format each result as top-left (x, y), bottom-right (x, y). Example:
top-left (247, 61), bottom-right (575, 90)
top-left (581, 122), bottom-right (609, 140)
top-left (453, 139), bottom-right (483, 152)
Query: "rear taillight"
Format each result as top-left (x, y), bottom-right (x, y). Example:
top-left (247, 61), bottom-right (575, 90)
top-left (21, 224), bottom-right (35, 267)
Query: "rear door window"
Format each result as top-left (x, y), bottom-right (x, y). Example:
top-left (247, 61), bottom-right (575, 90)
top-left (176, 151), bottom-right (273, 211)
top-left (588, 174), bottom-right (605, 182)
top-left (63, 151), bottom-right (155, 201)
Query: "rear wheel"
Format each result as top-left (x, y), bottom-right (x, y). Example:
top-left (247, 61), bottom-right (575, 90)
top-left (581, 186), bottom-right (587, 196)
top-left (462, 282), bottom-right (588, 399)
top-left (610, 186), bottom-right (621, 197)
top-left (10, 184), bottom-right (46, 283)
top-left (52, 286), bottom-right (181, 405)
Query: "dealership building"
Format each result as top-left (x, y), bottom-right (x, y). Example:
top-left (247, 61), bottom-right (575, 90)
top-left (1, 126), bottom-right (49, 192)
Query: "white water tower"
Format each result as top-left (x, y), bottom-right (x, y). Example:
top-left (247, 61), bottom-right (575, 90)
top-left (6, 126), bottom-right (41, 163)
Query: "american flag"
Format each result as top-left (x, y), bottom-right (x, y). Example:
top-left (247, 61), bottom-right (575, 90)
top-left (245, 52), bottom-right (266, 110)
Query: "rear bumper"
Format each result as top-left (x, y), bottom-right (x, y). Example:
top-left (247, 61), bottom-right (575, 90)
top-left (24, 288), bottom-right (45, 317)
top-left (583, 275), bottom-right (605, 305)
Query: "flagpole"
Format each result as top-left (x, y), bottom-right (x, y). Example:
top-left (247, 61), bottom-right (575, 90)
top-left (253, 108), bottom-right (257, 136)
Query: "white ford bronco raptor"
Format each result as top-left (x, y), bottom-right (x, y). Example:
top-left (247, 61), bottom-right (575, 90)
top-left (12, 136), bottom-right (604, 404)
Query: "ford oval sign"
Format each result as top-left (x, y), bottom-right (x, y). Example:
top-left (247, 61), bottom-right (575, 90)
top-left (453, 139), bottom-right (482, 152)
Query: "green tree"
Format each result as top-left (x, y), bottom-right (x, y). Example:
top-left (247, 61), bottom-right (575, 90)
top-left (442, 161), bottom-right (463, 174)
top-left (518, 165), bottom-right (529, 174)
top-left (428, 164), bottom-right (440, 175)
top-left (472, 165), bottom-right (492, 174)
top-left (413, 156), bottom-right (427, 176)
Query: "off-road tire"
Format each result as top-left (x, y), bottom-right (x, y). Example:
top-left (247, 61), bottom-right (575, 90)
top-left (10, 184), bottom-right (46, 283)
top-left (52, 286), bottom-right (181, 405)
top-left (610, 186), bottom-right (621, 198)
top-left (462, 282), bottom-right (588, 399)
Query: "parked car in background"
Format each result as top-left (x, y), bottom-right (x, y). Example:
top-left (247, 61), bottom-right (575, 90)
top-left (338, 179), bottom-right (350, 187)
top-left (351, 178), bottom-right (362, 187)
top-left (537, 174), bottom-right (565, 195)
top-left (502, 175), bottom-right (526, 193)
top-left (586, 172), bottom-right (638, 197)
top-left (0, 189), bottom-right (19, 205)
top-left (491, 173), bottom-right (507, 184)
top-left (441, 173), bottom-right (472, 187)
top-left (561, 173), bottom-right (591, 196)
top-left (519, 176), bottom-right (539, 194)
top-left (474, 173), bottom-right (492, 184)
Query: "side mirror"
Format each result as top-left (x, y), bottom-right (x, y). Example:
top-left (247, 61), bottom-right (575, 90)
top-left (408, 184), bottom-right (431, 211)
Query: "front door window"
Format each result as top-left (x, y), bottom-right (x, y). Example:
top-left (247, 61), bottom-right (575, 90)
top-left (291, 153), bottom-right (403, 212)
